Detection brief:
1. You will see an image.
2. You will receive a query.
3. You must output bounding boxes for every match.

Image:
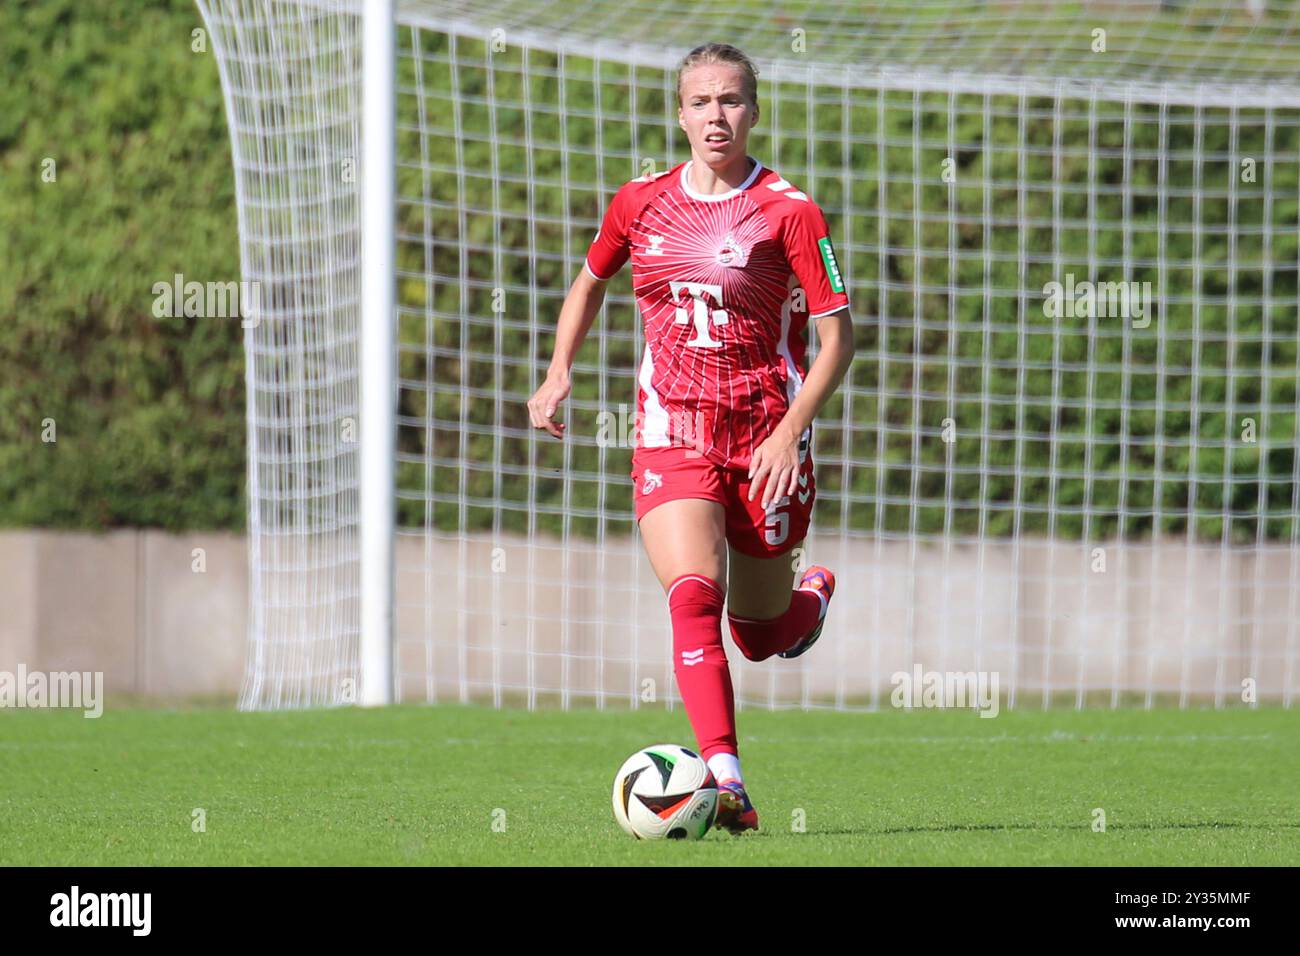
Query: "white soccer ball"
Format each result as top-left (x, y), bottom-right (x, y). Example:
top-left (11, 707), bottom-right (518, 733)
top-left (612, 744), bottom-right (718, 840)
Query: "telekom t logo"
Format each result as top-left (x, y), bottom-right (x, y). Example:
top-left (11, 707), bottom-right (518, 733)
top-left (669, 281), bottom-right (728, 348)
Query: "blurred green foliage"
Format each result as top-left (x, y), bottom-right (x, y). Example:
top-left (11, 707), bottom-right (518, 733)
top-left (399, 31), bottom-right (1300, 544)
top-left (3, 2), bottom-right (1298, 545)
top-left (0, 0), bottom-right (244, 529)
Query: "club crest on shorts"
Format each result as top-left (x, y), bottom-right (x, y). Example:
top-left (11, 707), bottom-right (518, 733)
top-left (642, 469), bottom-right (663, 495)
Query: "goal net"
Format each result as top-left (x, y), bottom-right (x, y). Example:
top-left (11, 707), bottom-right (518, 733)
top-left (196, 0), bottom-right (1300, 711)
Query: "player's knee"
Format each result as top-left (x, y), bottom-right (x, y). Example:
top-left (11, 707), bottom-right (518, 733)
top-left (667, 573), bottom-right (724, 608)
top-left (667, 571), bottom-right (724, 630)
top-left (727, 612), bottom-right (779, 662)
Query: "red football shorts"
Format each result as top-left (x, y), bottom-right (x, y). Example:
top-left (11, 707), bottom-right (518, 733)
top-left (630, 428), bottom-right (816, 559)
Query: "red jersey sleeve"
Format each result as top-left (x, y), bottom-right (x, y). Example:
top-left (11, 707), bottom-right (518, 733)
top-left (780, 199), bottom-right (850, 318)
top-left (584, 183), bottom-right (636, 281)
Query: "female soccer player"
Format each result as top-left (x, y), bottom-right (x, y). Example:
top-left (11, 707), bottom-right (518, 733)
top-left (527, 42), bottom-right (854, 834)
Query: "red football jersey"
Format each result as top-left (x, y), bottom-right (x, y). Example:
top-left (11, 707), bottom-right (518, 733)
top-left (584, 156), bottom-right (849, 471)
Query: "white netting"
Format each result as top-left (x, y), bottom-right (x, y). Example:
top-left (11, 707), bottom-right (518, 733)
top-left (198, 0), bottom-right (1300, 710)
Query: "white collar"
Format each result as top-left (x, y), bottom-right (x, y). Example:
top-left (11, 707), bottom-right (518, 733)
top-left (680, 156), bottom-right (764, 201)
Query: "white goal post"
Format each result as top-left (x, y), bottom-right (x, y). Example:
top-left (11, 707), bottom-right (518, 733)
top-left (196, 0), bottom-right (1300, 712)
top-left (359, 0), bottom-right (396, 706)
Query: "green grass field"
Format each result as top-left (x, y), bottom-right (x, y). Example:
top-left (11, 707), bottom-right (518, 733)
top-left (1, 703), bottom-right (1296, 866)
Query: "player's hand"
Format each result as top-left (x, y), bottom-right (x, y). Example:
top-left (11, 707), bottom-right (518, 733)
top-left (528, 371), bottom-right (571, 439)
top-left (747, 423), bottom-right (801, 510)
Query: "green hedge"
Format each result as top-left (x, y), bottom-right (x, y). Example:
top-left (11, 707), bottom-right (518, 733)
top-left (0, 0), bottom-right (244, 529)
top-left (396, 32), bottom-right (1300, 544)
top-left (3, 2), bottom-right (1298, 545)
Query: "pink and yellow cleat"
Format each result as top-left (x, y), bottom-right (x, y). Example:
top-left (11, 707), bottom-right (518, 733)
top-left (713, 779), bottom-right (759, 834)
top-left (778, 565), bottom-right (835, 659)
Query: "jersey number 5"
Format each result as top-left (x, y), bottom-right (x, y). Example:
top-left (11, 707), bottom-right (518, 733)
top-left (765, 495), bottom-right (791, 546)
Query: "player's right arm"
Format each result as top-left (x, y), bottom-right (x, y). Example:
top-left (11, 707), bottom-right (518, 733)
top-left (528, 268), bottom-right (609, 438)
top-left (528, 182), bottom-right (634, 439)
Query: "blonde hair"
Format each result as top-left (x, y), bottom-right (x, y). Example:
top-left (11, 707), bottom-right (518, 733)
top-left (676, 43), bottom-right (759, 109)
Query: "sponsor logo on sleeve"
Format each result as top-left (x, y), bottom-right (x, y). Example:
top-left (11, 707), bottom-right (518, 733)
top-left (817, 237), bottom-right (844, 293)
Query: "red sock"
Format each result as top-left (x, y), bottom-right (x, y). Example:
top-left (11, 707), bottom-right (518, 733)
top-left (727, 589), bottom-right (823, 662)
top-left (668, 574), bottom-right (737, 764)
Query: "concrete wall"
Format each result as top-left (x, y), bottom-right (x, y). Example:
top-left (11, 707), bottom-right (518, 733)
top-left (389, 533), bottom-right (1299, 707)
top-left (1, 529), bottom-right (1296, 706)
top-left (0, 530), bottom-right (247, 700)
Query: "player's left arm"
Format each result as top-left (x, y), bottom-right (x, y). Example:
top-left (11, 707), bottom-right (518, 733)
top-left (775, 305), bottom-right (854, 442)
top-left (749, 306), bottom-right (853, 507)
top-left (774, 198), bottom-right (855, 442)
top-left (748, 200), bottom-right (855, 507)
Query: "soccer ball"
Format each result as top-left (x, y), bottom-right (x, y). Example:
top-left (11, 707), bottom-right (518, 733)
top-left (612, 744), bottom-right (718, 840)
